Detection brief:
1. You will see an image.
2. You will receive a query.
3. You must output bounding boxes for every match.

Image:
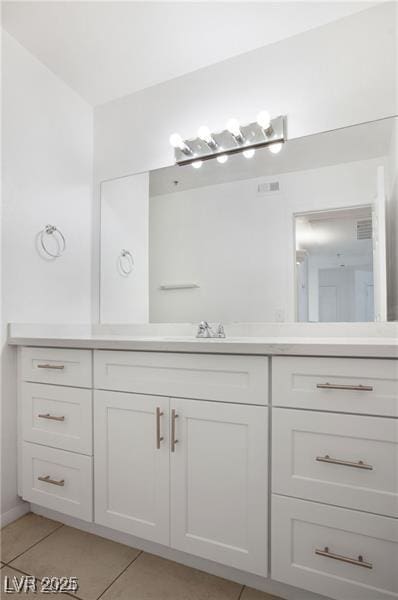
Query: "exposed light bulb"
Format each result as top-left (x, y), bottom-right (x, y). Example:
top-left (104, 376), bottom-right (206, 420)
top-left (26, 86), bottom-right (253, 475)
top-left (169, 133), bottom-right (184, 149)
top-left (269, 142), bottom-right (283, 154)
top-left (243, 148), bottom-right (255, 159)
top-left (217, 154), bottom-right (228, 164)
top-left (197, 126), bottom-right (212, 143)
top-left (226, 118), bottom-right (241, 138)
top-left (257, 110), bottom-right (271, 130)
top-left (192, 160), bottom-right (203, 169)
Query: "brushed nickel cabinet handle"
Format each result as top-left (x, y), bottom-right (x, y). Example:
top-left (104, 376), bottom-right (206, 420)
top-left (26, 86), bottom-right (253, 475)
top-left (38, 475), bottom-right (65, 487)
top-left (156, 407), bottom-right (164, 449)
top-left (37, 364), bottom-right (65, 370)
top-left (38, 413), bottom-right (65, 422)
top-left (316, 383), bottom-right (373, 391)
top-left (316, 455), bottom-right (373, 470)
top-left (171, 409), bottom-right (179, 453)
top-left (315, 547), bottom-right (372, 569)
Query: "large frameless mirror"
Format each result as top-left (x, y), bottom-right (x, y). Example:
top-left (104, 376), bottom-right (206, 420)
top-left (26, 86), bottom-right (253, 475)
top-left (99, 117), bottom-right (396, 324)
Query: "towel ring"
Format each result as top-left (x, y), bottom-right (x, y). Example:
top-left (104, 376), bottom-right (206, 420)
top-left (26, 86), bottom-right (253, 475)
top-left (118, 249), bottom-right (134, 276)
top-left (40, 225), bottom-right (66, 258)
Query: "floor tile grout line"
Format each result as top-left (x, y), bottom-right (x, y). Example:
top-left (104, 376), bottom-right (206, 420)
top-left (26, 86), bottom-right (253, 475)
top-left (5, 523), bottom-right (65, 565)
top-left (237, 584), bottom-right (245, 600)
top-left (96, 550), bottom-right (143, 600)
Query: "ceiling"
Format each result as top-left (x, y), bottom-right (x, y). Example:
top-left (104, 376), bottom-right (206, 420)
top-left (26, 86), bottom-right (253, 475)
top-left (2, 1), bottom-right (375, 107)
top-left (296, 207), bottom-right (373, 259)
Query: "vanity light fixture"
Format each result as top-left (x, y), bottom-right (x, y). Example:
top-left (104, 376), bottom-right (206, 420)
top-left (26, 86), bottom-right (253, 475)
top-left (256, 110), bottom-right (272, 133)
top-left (226, 118), bottom-right (245, 144)
top-left (243, 148), bottom-right (256, 159)
top-left (170, 112), bottom-right (287, 167)
top-left (197, 126), bottom-right (218, 151)
top-left (269, 143), bottom-right (283, 154)
top-left (169, 133), bottom-right (193, 156)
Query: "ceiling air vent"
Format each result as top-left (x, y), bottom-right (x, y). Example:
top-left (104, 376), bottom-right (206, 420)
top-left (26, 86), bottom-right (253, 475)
top-left (357, 218), bottom-right (372, 240)
top-left (257, 181), bottom-right (280, 194)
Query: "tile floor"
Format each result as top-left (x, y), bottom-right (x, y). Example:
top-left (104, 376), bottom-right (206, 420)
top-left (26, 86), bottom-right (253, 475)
top-left (1, 513), bottom-right (281, 600)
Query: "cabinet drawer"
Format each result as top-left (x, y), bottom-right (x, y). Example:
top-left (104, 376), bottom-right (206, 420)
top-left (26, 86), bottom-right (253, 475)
top-left (21, 347), bottom-right (92, 388)
top-left (272, 495), bottom-right (398, 600)
top-left (272, 409), bottom-right (398, 517)
top-left (22, 383), bottom-right (92, 455)
top-left (272, 357), bottom-right (398, 416)
top-left (22, 442), bottom-right (92, 521)
top-left (94, 351), bottom-right (268, 405)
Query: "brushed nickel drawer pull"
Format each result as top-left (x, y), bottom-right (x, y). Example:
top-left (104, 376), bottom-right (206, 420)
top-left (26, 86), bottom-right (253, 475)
top-left (38, 475), bottom-right (65, 487)
top-left (316, 383), bottom-right (373, 391)
top-left (38, 413), bottom-right (65, 422)
top-left (316, 455), bottom-right (373, 470)
top-left (315, 547), bottom-right (372, 569)
top-left (37, 364), bottom-right (65, 370)
top-left (156, 407), bottom-right (164, 449)
top-left (171, 409), bottom-right (179, 453)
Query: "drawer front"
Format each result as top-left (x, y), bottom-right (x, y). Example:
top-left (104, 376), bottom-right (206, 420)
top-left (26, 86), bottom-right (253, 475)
top-left (22, 383), bottom-right (92, 455)
top-left (94, 351), bottom-right (268, 405)
top-left (22, 442), bottom-right (93, 521)
top-left (272, 495), bottom-right (398, 600)
top-left (21, 347), bottom-right (92, 388)
top-left (272, 356), bottom-right (398, 416)
top-left (272, 409), bottom-right (398, 517)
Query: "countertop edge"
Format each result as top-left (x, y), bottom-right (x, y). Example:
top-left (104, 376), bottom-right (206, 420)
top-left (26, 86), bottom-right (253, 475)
top-left (8, 336), bottom-right (398, 358)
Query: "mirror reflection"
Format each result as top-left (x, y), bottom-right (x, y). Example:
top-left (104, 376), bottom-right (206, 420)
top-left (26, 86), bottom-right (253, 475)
top-left (100, 117), bottom-right (396, 324)
top-left (296, 207), bottom-right (375, 322)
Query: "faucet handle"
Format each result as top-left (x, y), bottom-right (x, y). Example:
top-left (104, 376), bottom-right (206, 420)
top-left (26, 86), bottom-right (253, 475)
top-left (197, 321), bottom-right (209, 337)
top-left (216, 323), bottom-right (226, 338)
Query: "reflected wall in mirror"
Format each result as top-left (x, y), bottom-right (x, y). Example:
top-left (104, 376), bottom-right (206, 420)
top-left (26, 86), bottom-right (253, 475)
top-left (100, 117), bottom-right (396, 324)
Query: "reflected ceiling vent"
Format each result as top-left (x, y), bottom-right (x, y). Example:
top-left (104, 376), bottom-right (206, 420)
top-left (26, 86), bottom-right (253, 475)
top-left (357, 218), bottom-right (372, 240)
top-left (257, 181), bottom-right (280, 194)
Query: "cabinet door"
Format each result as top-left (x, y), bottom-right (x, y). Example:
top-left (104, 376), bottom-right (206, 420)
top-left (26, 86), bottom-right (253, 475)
top-left (170, 399), bottom-right (268, 576)
top-left (94, 390), bottom-right (169, 545)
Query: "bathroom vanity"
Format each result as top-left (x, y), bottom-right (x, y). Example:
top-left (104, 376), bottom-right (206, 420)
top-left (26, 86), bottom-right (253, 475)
top-left (9, 327), bottom-right (398, 600)
top-left (9, 114), bottom-right (398, 599)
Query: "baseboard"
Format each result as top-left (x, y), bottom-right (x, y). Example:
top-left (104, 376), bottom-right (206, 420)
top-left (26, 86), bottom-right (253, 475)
top-left (0, 501), bottom-right (30, 528)
top-left (31, 504), bottom-right (329, 600)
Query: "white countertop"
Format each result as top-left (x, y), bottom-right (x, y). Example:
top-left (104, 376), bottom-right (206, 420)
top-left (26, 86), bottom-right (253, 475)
top-left (8, 323), bottom-right (398, 358)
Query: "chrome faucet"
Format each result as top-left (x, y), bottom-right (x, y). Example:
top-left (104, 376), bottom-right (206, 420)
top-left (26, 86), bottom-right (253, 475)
top-left (196, 321), bottom-right (226, 338)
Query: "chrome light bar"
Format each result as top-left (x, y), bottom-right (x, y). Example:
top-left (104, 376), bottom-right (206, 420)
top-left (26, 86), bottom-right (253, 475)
top-left (171, 114), bottom-right (287, 167)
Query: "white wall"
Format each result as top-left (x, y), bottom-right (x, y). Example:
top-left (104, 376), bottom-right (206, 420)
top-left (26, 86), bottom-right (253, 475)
top-left (101, 174), bottom-right (149, 323)
top-left (1, 32), bottom-right (93, 521)
top-left (149, 158), bottom-right (384, 323)
top-left (93, 2), bottom-right (397, 322)
top-left (94, 3), bottom-right (396, 182)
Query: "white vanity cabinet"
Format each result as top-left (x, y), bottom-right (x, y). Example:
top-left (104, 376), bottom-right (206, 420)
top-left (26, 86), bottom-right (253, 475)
top-left (18, 344), bottom-right (398, 599)
top-left (94, 391), bottom-right (170, 545)
top-left (170, 398), bottom-right (268, 575)
top-left (94, 390), bottom-right (268, 575)
top-left (19, 348), bottom-right (93, 521)
top-left (93, 350), bottom-right (269, 576)
top-left (271, 356), bottom-right (398, 600)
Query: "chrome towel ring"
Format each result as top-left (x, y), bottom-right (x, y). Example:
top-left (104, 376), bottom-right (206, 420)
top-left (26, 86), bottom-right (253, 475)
top-left (40, 225), bottom-right (66, 258)
top-left (118, 249), bottom-right (134, 276)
